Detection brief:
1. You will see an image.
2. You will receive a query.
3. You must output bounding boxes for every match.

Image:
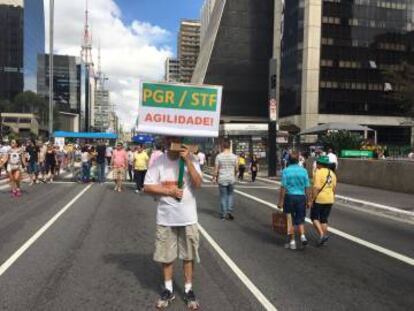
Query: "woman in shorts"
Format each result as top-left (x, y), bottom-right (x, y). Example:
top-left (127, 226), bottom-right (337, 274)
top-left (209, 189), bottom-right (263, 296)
top-left (5, 140), bottom-right (25, 197)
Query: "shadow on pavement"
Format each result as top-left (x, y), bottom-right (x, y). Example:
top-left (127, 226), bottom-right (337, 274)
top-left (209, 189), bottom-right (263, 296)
top-left (103, 252), bottom-right (161, 295)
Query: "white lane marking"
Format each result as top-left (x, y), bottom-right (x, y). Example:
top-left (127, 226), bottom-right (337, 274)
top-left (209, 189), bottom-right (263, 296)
top-left (0, 183), bottom-right (93, 277)
top-left (198, 224), bottom-right (278, 311)
top-left (233, 190), bottom-right (414, 267)
top-left (202, 185), bottom-right (278, 190)
top-left (335, 194), bottom-right (414, 216)
top-left (254, 176), bottom-right (414, 217)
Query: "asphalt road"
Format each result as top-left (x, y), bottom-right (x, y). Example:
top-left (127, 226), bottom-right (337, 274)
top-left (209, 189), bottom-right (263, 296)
top-left (0, 177), bottom-right (413, 311)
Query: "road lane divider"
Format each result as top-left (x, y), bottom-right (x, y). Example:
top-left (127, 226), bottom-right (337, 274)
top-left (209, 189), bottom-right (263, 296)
top-left (202, 174), bottom-right (414, 266)
top-left (0, 183), bottom-right (93, 277)
top-left (252, 176), bottom-right (414, 219)
top-left (198, 224), bottom-right (278, 311)
top-left (232, 189), bottom-right (414, 267)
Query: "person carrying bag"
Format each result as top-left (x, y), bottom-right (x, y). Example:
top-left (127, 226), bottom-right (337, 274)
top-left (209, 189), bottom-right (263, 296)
top-left (310, 156), bottom-right (337, 246)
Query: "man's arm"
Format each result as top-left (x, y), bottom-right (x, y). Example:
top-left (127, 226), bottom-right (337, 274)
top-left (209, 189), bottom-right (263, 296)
top-left (213, 156), bottom-right (219, 183)
top-left (278, 187), bottom-right (286, 209)
top-left (181, 151), bottom-right (202, 189)
top-left (306, 187), bottom-right (313, 208)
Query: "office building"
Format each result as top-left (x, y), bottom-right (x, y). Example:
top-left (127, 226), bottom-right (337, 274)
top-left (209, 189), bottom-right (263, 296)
top-left (200, 0), bottom-right (217, 45)
top-left (178, 20), bottom-right (201, 83)
top-left (0, 0), bottom-right (44, 100)
top-left (93, 88), bottom-right (110, 132)
top-left (193, 0), bottom-right (274, 120)
top-left (164, 58), bottom-right (180, 82)
top-left (276, 0), bottom-right (414, 145)
top-left (37, 54), bottom-right (82, 115)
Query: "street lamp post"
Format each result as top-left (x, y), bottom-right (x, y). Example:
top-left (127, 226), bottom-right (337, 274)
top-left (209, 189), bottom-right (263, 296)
top-left (48, 0), bottom-right (54, 138)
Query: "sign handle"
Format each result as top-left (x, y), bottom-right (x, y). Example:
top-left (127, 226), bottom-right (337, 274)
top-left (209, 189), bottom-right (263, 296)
top-left (177, 138), bottom-right (189, 202)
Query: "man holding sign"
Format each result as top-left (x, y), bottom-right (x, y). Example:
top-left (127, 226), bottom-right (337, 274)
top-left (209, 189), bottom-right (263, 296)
top-left (144, 137), bottom-right (202, 310)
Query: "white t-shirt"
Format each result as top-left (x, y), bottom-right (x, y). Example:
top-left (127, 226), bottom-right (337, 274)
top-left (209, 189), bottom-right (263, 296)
top-left (106, 146), bottom-right (113, 157)
top-left (144, 153), bottom-right (202, 226)
top-left (327, 152), bottom-right (338, 168)
top-left (197, 152), bottom-right (206, 165)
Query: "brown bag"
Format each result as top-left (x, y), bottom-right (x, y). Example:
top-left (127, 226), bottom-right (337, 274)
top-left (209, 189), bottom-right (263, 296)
top-left (272, 211), bottom-right (292, 235)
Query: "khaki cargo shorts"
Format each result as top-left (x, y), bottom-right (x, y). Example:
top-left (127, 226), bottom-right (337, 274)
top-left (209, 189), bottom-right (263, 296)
top-left (154, 224), bottom-right (200, 264)
top-left (113, 168), bottom-right (125, 180)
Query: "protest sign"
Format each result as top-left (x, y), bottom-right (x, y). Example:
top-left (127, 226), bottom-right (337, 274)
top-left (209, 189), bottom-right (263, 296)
top-left (138, 82), bottom-right (222, 137)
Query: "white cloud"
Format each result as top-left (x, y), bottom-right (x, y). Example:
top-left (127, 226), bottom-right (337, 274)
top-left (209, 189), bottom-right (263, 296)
top-left (44, 0), bottom-right (173, 130)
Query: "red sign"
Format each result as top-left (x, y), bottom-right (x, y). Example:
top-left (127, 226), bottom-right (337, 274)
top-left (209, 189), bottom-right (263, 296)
top-left (269, 98), bottom-right (277, 121)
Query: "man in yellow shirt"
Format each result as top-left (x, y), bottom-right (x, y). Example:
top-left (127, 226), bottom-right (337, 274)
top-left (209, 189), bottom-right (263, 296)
top-left (133, 144), bottom-right (149, 193)
top-left (310, 155), bottom-right (337, 246)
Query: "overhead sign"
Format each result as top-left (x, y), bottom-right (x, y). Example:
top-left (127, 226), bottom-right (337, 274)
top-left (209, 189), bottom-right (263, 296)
top-left (269, 98), bottom-right (277, 122)
top-left (138, 82), bottom-right (222, 137)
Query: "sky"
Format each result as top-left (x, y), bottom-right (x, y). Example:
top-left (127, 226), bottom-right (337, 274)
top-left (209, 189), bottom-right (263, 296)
top-left (43, 0), bottom-right (204, 131)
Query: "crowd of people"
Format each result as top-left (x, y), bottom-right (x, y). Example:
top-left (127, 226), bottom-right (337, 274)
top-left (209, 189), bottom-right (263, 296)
top-left (0, 139), bottom-right (209, 198)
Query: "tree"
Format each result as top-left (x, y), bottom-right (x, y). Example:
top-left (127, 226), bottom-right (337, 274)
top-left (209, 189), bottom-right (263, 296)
top-left (319, 131), bottom-right (363, 154)
top-left (383, 62), bottom-right (414, 119)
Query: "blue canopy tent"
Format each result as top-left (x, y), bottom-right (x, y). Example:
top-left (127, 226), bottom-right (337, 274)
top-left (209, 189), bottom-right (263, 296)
top-left (53, 131), bottom-right (118, 140)
top-left (132, 134), bottom-right (154, 144)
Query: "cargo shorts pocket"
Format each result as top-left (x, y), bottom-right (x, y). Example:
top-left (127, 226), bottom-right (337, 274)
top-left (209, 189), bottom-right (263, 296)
top-left (153, 226), bottom-right (178, 264)
top-left (178, 224), bottom-right (200, 263)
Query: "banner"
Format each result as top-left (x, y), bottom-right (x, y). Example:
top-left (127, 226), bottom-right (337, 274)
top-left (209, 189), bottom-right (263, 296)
top-left (138, 82), bottom-right (222, 137)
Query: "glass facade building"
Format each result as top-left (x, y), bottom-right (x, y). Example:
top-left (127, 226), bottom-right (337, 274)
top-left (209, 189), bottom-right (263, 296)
top-left (37, 54), bottom-right (81, 115)
top-left (278, 0), bottom-right (414, 145)
top-left (192, 0), bottom-right (274, 119)
top-left (23, 0), bottom-right (45, 92)
top-left (0, 0), bottom-right (44, 100)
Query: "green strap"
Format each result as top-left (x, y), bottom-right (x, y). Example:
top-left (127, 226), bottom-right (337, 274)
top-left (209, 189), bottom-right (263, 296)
top-left (178, 158), bottom-right (185, 189)
top-left (177, 138), bottom-right (190, 189)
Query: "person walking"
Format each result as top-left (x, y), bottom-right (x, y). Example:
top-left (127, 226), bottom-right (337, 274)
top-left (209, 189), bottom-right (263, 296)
top-left (278, 151), bottom-right (312, 250)
top-left (106, 144), bottom-right (113, 167)
top-left (250, 155), bottom-right (259, 182)
top-left (80, 146), bottom-right (91, 183)
top-left (144, 137), bottom-right (202, 310)
top-left (310, 156), bottom-right (337, 246)
top-left (96, 140), bottom-right (107, 184)
top-left (111, 142), bottom-right (128, 192)
top-left (327, 148), bottom-right (338, 171)
top-left (213, 140), bottom-right (238, 220)
top-left (133, 144), bottom-right (149, 193)
top-left (45, 144), bottom-right (57, 183)
top-left (1, 140), bottom-right (25, 197)
top-left (149, 143), bottom-right (163, 168)
top-left (237, 153), bottom-right (246, 182)
top-left (196, 149), bottom-right (206, 171)
top-left (127, 147), bottom-right (134, 182)
top-left (25, 140), bottom-right (40, 185)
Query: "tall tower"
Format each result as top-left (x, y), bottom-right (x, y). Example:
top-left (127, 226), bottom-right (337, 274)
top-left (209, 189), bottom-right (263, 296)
top-left (81, 0), bottom-right (93, 68)
top-left (80, 0), bottom-right (94, 131)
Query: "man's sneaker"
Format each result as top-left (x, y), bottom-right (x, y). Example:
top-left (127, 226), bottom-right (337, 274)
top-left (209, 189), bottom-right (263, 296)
top-left (300, 235), bottom-right (308, 246)
top-left (156, 289), bottom-right (175, 309)
top-left (184, 290), bottom-right (200, 310)
top-left (226, 213), bottom-right (234, 220)
top-left (319, 235), bottom-right (330, 246)
top-left (285, 240), bottom-right (296, 250)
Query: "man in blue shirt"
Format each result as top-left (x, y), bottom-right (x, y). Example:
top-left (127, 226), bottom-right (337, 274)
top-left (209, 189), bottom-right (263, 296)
top-left (278, 151), bottom-right (312, 250)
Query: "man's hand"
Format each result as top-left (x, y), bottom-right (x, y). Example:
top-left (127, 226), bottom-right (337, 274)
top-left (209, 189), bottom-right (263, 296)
top-left (167, 186), bottom-right (183, 199)
top-left (179, 147), bottom-right (190, 162)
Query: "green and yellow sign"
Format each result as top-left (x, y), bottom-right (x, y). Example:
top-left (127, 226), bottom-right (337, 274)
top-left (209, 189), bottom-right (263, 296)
top-left (138, 81), bottom-right (223, 137)
top-left (142, 83), bottom-right (218, 111)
